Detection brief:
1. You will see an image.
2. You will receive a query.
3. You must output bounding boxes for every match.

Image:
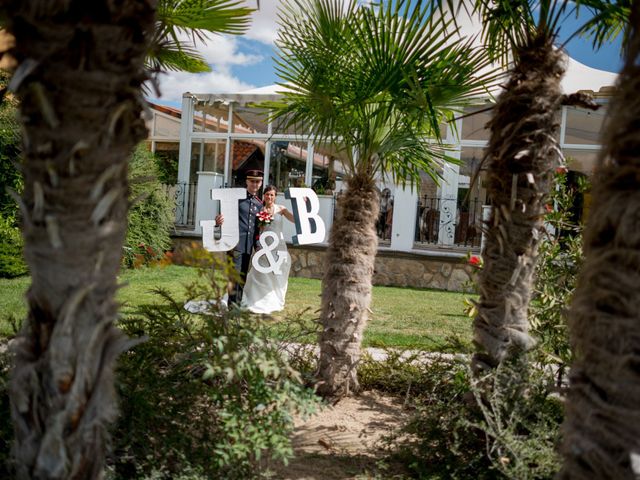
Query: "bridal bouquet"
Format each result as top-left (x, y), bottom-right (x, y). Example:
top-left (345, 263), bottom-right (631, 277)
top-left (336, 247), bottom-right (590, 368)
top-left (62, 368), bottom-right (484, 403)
top-left (256, 210), bottom-right (273, 227)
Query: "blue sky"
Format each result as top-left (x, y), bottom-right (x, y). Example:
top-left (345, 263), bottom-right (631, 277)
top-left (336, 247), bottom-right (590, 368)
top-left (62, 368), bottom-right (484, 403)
top-left (556, 9), bottom-right (625, 73)
top-left (148, 1), bottom-right (625, 107)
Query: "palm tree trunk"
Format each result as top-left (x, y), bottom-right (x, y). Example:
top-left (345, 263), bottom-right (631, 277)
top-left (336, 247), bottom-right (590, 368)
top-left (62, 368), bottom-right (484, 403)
top-left (559, 5), bottom-right (640, 478)
top-left (2, 1), bottom-right (155, 478)
top-left (472, 34), bottom-right (564, 371)
top-left (317, 173), bottom-right (379, 397)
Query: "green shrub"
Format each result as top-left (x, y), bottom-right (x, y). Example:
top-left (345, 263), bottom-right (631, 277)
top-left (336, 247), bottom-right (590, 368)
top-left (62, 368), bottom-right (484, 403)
top-left (0, 215), bottom-right (27, 278)
top-left (467, 361), bottom-right (563, 480)
top-left (0, 317), bottom-right (22, 476)
top-left (0, 340), bottom-right (13, 478)
top-left (110, 255), bottom-right (319, 479)
top-left (0, 76), bottom-right (26, 279)
top-left (529, 170), bottom-right (587, 377)
top-left (0, 75), bottom-right (22, 219)
top-left (123, 144), bottom-right (174, 268)
top-left (369, 355), bottom-right (498, 479)
top-left (367, 354), bottom-right (563, 479)
top-left (153, 150), bottom-right (178, 185)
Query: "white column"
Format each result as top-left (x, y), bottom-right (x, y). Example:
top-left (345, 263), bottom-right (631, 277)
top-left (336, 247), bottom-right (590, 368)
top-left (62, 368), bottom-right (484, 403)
top-left (177, 94), bottom-right (194, 185)
top-left (559, 106), bottom-right (567, 146)
top-left (390, 184), bottom-right (418, 251)
top-left (305, 141), bottom-right (314, 186)
top-left (437, 159), bottom-right (460, 245)
top-left (152, 111), bottom-right (157, 137)
top-left (198, 141), bottom-right (204, 171)
top-left (263, 117), bottom-right (273, 184)
top-left (177, 94), bottom-right (195, 225)
top-left (223, 102), bottom-right (234, 186)
top-left (437, 116), bottom-right (463, 245)
top-left (198, 112), bottom-right (206, 171)
top-left (480, 205), bottom-right (491, 253)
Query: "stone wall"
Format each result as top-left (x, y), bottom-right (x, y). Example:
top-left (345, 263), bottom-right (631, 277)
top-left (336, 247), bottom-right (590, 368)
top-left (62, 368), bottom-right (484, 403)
top-left (171, 235), bottom-right (475, 292)
top-left (288, 244), bottom-right (474, 292)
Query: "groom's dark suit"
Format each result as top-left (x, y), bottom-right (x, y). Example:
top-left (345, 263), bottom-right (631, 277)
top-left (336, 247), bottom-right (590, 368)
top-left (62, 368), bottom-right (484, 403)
top-left (229, 192), bottom-right (262, 303)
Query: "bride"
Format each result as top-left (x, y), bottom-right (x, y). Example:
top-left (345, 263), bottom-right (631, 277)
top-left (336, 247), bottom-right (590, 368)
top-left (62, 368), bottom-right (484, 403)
top-left (242, 185), bottom-right (295, 314)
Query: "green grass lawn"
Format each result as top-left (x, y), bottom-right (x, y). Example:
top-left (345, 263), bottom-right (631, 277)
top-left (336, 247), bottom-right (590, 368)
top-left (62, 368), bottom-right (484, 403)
top-left (0, 265), bottom-right (474, 351)
top-left (0, 265), bottom-right (201, 336)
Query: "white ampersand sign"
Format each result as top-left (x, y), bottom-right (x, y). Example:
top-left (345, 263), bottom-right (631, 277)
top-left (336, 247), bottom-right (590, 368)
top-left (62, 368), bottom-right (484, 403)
top-left (252, 231), bottom-right (290, 274)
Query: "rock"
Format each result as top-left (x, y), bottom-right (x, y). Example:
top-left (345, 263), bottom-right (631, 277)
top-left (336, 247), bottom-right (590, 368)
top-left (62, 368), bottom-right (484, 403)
top-left (447, 268), bottom-right (471, 291)
top-left (421, 272), bottom-right (434, 287)
top-left (439, 263), bottom-right (453, 277)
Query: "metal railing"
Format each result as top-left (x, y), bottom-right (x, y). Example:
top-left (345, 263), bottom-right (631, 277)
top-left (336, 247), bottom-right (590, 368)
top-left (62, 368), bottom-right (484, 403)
top-left (162, 182), bottom-right (197, 228)
top-left (414, 196), bottom-right (482, 247)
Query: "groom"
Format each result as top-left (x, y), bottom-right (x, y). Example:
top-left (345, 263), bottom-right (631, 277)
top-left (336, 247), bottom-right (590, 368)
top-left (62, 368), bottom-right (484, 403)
top-left (215, 169), bottom-right (263, 305)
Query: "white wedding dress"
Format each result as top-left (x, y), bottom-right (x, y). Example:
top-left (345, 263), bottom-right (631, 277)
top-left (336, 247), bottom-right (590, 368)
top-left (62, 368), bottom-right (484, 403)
top-left (242, 205), bottom-right (291, 314)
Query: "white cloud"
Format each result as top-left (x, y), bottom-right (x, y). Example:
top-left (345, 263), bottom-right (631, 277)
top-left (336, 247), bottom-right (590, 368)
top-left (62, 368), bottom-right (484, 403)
top-left (150, 0), bottom-right (358, 104)
top-left (150, 70), bottom-right (256, 104)
top-left (150, 34), bottom-right (262, 104)
top-left (189, 34), bottom-right (262, 67)
top-left (244, 0), bottom-right (281, 45)
top-left (243, 0), bottom-right (368, 45)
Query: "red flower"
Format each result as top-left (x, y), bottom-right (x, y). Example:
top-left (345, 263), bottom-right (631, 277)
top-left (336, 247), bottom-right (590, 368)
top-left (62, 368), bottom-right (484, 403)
top-left (544, 204), bottom-right (553, 213)
top-left (556, 166), bottom-right (568, 174)
top-left (469, 255), bottom-right (481, 266)
top-left (257, 210), bottom-right (273, 227)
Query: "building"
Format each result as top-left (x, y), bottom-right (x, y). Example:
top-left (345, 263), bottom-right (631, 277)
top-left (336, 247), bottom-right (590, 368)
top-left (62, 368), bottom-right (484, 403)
top-left (148, 57), bottom-right (617, 289)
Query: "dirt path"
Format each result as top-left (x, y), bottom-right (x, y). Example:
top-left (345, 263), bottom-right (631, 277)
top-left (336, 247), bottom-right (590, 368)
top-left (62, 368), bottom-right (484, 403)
top-left (273, 390), bottom-right (410, 479)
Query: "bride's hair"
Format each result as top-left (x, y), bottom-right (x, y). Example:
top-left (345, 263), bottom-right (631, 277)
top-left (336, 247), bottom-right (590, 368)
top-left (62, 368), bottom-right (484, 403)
top-left (263, 185), bottom-right (277, 196)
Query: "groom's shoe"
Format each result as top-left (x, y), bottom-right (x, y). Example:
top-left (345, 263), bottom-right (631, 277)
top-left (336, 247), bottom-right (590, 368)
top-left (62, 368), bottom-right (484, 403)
top-left (227, 294), bottom-right (238, 307)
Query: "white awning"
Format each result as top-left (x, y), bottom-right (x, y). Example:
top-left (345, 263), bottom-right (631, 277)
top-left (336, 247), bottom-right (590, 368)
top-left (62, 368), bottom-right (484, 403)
top-left (189, 83), bottom-right (294, 106)
top-left (562, 56), bottom-right (617, 95)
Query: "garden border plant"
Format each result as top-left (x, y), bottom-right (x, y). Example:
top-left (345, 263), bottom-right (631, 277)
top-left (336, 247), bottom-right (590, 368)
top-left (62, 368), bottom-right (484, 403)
top-left (110, 248), bottom-right (320, 479)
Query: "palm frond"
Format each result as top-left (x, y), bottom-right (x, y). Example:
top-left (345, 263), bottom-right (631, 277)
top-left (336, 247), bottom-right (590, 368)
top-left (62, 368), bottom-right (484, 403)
top-left (147, 40), bottom-right (211, 73)
top-left (157, 0), bottom-right (254, 40)
top-left (149, 0), bottom-right (254, 75)
top-left (269, 0), bottom-right (500, 186)
top-left (430, 1), bottom-right (609, 66)
top-left (570, 0), bottom-right (631, 50)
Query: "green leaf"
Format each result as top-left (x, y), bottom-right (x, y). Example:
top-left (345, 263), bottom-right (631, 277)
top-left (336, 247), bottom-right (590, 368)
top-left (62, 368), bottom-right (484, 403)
top-left (149, 0), bottom-right (254, 74)
top-left (269, 0), bottom-right (500, 186)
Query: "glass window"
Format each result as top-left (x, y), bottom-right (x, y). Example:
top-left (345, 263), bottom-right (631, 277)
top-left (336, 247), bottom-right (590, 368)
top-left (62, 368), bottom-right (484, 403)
top-left (189, 139), bottom-right (227, 175)
top-left (310, 148), bottom-right (333, 195)
top-left (309, 142), bottom-right (344, 195)
top-left (153, 114), bottom-right (181, 138)
top-left (461, 105), bottom-right (492, 141)
top-left (271, 112), bottom-right (302, 135)
top-left (234, 106), bottom-right (270, 134)
top-left (459, 146), bottom-right (484, 181)
top-left (564, 106), bottom-right (606, 145)
top-left (460, 106), bottom-right (562, 142)
top-left (193, 103), bottom-right (230, 133)
top-left (229, 140), bottom-right (265, 187)
top-left (563, 148), bottom-right (599, 175)
top-left (155, 141), bottom-right (179, 156)
top-left (457, 147), bottom-right (485, 245)
top-left (268, 141), bottom-right (307, 191)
